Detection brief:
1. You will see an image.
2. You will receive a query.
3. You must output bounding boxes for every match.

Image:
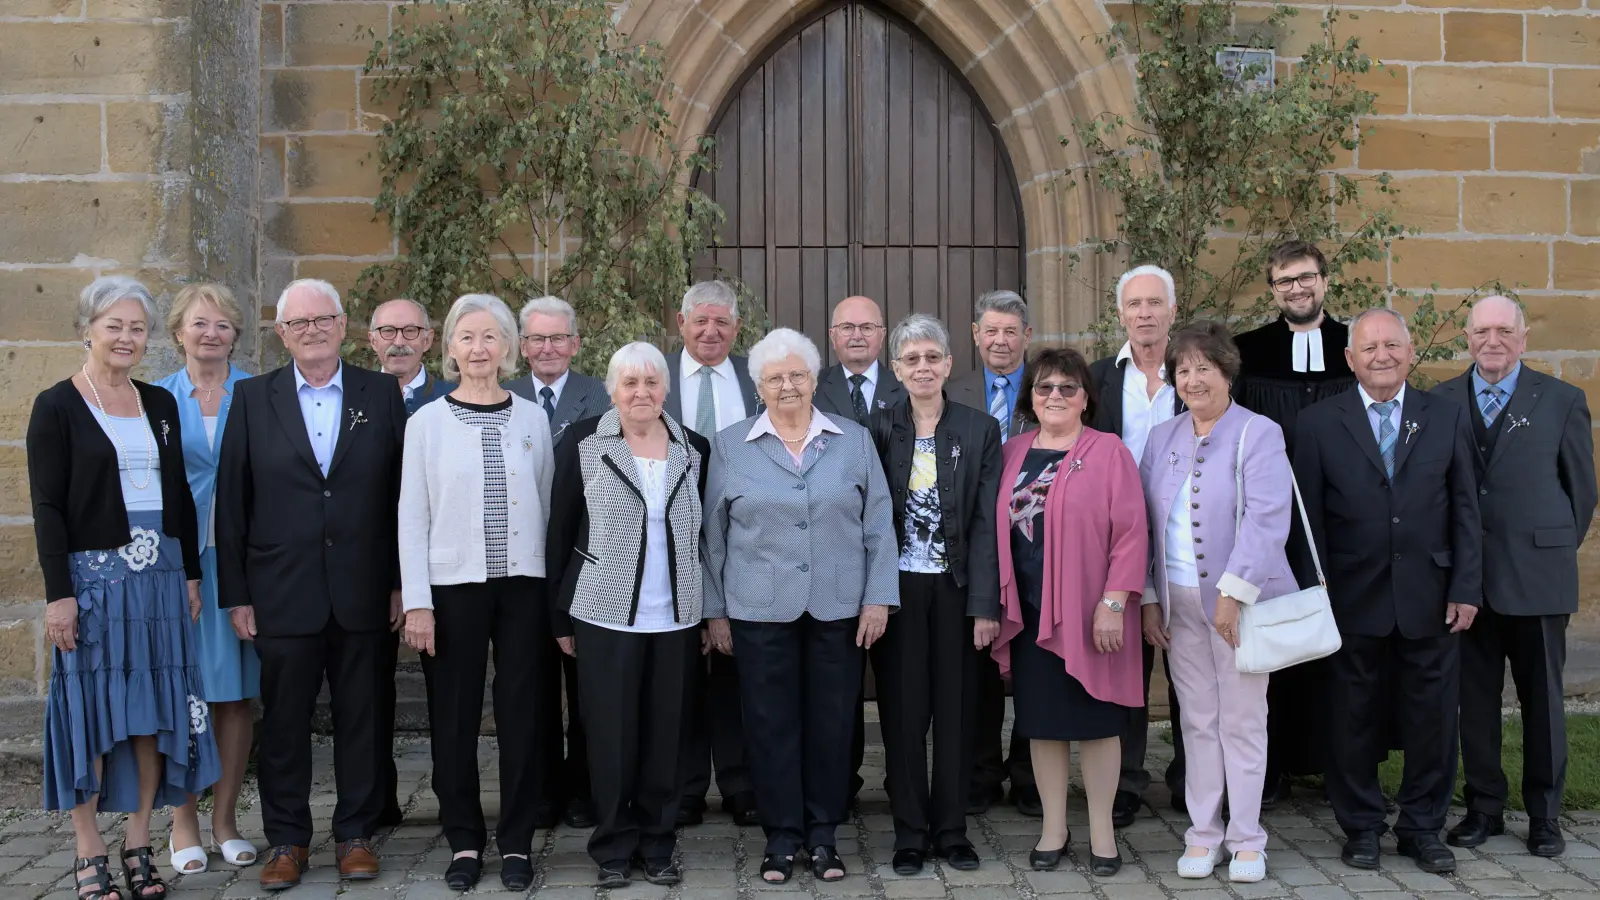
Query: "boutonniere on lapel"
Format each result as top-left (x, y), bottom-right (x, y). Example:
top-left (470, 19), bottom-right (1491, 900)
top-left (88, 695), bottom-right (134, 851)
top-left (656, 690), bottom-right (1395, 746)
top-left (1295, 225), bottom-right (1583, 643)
top-left (877, 399), bottom-right (888, 410)
top-left (522, 435), bottom-right (534, 454)
top-left (949, 442), bottom-right (962, 470)
top-left (1168, 451), bottom-right (1180, 474)
top-left (1508, 416), bottom-right (1531, 432)
top-left (1403, 420), bottom-right (1419, 444)
top-left (160, 420), bottom-right (170, 447)
top-left (811, 436), bottom-right (830, 455)
top-left (348, 409), bottom-right (368, 432)
top-left (1068, 458), bottom-right (1084, 474)
top-left (554, 420), bottom-right (570, 440)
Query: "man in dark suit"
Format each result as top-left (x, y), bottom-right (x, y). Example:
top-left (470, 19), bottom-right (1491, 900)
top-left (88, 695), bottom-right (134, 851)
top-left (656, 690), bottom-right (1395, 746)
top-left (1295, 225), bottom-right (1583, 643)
top-left (946, 290), bottom-right (1038, 816)
top-left (1086, 265), bottom-right (1187, 828)
top-left (504, 295), bottom-right (612, 830)
top-left (370, 298), bottom-right (451, 417)
top-left (1434, 295), bottom-right (1597, 858)
top-left (1293, 307), bottom-right (1482, 875)
top-left (666, 280), bottom-right (762, 826)
top-left (217, 279), bottom-right (407, 891)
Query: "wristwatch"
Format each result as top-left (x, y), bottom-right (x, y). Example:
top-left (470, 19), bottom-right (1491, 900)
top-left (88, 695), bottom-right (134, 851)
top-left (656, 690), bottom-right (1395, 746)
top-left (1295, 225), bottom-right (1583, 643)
top-left (1100, 597), bottom-right (1125, 613)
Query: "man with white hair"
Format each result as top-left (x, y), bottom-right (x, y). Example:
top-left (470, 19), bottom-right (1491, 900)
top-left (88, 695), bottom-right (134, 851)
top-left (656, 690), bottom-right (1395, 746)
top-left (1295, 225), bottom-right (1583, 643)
top-left (1087, 265), bottom-right (1187, 828)
top-left (216, 279), bottom-right (409, 890)
top-left (1434, 296), bottom-right (1596, 858)
top-left (369, 298), bottom-right (451, 415)
top-left (666, 279), bottom-right (762, 827)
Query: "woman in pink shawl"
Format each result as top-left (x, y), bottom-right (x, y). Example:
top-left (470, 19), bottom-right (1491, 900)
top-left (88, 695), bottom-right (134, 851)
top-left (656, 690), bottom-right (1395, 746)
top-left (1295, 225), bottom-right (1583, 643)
top-left (991, 348), bottom-right (1149, 877)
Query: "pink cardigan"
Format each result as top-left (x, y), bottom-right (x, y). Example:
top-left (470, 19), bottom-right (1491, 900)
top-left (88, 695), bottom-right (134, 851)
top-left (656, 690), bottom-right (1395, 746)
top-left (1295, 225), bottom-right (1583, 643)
top-left (991, 428), bottom-right (1150, 708)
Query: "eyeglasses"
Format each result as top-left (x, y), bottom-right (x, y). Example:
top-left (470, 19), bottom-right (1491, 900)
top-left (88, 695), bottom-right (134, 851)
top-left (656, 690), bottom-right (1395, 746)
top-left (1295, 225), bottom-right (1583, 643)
top-left (283, 315), bottom-right (341, 334)
top-left (896, 352), bottom-right (946, 367)
top-left (523, 333), bottom-right (573, 348)
top-left (831, 323), bottom-right (883, 337)
top-left (1269, 272), bottom-right (1324, 292)
top-left (1032, 381), bottom-right (1083, 398)
top-left (373, 325), bottom-right (427, 340)
top-left (761, 371), bottom-right (813, 389)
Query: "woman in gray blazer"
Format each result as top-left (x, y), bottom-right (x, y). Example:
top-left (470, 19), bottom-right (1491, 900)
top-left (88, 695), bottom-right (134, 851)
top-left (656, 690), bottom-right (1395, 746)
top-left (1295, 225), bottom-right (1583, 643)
top-left (702, 328), bottom-right (900, 885)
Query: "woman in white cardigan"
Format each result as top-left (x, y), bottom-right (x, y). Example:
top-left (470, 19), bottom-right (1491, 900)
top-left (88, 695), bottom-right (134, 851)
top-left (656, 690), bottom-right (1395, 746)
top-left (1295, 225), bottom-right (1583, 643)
top-left (398, 293), bottom-right (554, 893)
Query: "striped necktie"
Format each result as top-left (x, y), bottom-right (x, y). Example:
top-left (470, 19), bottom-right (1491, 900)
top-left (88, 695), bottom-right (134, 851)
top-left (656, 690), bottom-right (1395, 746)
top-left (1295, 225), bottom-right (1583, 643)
top-left (1373, 399), bottom-right (1398, 479)
top-left (989, 375), bottom-right (1010, 442)
top-left (696, 367), bottom-right (717, 436)
top-left (1479, 384), bottom-right (1505, 428)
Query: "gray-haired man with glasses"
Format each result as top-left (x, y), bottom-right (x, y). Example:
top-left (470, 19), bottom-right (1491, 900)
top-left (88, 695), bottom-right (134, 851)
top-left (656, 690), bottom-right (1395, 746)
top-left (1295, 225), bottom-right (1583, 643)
top-left (369, 298), bottom-right (452, 416)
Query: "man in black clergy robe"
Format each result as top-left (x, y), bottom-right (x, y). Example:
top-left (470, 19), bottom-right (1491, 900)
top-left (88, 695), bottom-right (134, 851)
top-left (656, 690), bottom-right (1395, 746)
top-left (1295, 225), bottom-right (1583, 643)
top-left (1232, 240), bottom-right (1356, 804)
top-left (1292, 307), bottom-right (1481, 875)
top-left (217, 279), bottom-right (408, 891)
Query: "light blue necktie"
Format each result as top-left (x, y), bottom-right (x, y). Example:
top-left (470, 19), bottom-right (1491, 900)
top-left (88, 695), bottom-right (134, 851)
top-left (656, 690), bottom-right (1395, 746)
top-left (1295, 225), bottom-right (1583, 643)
top-left (989, 376), bottom-right (1010, 442)
top-left (1479, 384), bottom-right (1505, 429)
top-left (1373, 399), bottom-right (1398, 479)
top-left (696, 368), bottom-right (717, 436)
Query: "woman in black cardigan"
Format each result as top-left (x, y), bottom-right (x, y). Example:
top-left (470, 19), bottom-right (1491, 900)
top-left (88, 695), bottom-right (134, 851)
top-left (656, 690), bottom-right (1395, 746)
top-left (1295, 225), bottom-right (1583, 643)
top-left (28, 277), bottom-right (218, 900)
top-left (868, 313), bottom-right (1004, 875)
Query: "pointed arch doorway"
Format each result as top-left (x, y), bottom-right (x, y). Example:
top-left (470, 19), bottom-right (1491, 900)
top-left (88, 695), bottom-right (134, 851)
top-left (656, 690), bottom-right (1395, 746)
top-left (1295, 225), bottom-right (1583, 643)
top-left (693, 0), bottom-right (1026, 373)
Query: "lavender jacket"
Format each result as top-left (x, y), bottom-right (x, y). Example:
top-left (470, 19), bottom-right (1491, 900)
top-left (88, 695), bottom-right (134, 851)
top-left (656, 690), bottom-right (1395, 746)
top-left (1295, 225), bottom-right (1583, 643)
top-left (1138, 401), bottom-right (1297, 624)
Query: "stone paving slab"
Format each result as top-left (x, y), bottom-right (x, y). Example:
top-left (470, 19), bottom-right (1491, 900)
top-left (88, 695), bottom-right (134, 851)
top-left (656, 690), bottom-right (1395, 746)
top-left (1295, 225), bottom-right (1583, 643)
top-left (2, 729), bottom-right (1598, 900)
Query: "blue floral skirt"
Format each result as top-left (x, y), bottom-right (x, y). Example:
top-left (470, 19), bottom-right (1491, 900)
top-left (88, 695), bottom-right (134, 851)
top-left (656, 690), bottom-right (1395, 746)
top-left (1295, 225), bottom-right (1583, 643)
top-left (43, 511), bottom-right (222, 811)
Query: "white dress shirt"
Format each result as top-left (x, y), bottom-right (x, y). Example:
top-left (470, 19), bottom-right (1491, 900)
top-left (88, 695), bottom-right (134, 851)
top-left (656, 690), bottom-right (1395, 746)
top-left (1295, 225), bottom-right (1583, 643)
top-left (401, 367), bottom-right (426, 401)
top-left (1358, 382), bottom-right (1407, 443)
top-left (1116, 341), bottom-right (1178, 466)
top-left (680, 353), bottom-right (747, 433)
top-left (294, 363), bottom-right (343, 476)
top-left (1164, 474), bottom-right (1200, 587)
top-left (535, 369), bottom-right (571, 408)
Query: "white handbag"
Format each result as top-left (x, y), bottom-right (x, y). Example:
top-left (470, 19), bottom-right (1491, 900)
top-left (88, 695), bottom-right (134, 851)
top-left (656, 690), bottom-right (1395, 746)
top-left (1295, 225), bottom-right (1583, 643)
top-left (1231, 416), bottom-right (1343, 674)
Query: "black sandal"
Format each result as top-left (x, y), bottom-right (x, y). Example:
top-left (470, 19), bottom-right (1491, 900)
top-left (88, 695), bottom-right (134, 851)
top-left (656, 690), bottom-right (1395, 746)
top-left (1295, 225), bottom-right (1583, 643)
top-left (120, 847), bottom-right (167, 900)
top-left (75, 856), bottom-right (124, 900)
top-left (809, 845), bottom-right (845, 882)
top-left (759, 854), bottom-right (794, 884)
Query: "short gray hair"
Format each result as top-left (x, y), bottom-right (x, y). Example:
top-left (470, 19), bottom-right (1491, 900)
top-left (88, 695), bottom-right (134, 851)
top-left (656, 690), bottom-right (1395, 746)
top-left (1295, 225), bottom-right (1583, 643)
top-left (77, 276), bottom-right (158, 338)
top-left (974, 290), bottom-right (1029, 328)
top-left (889, 313), bottom-right (951, 360)
top-left (441, 293), bottom-right (520, 380)
top-left (1467, 294), bottom-right (1527, 332)
top-left (748, 327), bottom-right (823, 385)
top-left (1348, 306), bottom-right (1411, 346)
top-left (275, 278), bottom-right (343, 324)
top-left (680, 280), bottom-right (739, 318)
top-left (369, 297), bottom-right (432, 330)
top-left (604, 341), bottom-right (671, 395)
top-left (1116, 265), bottom-right (1177, 307)
top-left (520, 295), bottom-right (579, 335)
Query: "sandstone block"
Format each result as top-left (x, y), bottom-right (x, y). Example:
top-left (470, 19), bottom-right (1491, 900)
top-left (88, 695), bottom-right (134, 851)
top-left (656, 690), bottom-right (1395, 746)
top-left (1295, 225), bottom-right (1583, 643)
top-left (1526, 15), bottom-right (1600, 66)
top-left (0, 182), bottom-right (174, 266)
top-left (1278, 11), bottom-right (1443, 63)
top-left (261, 136), bottom-right (286, 200)
top-left (0, 270), bottom-right (95, 343)
top-left (1360, 119), bottom-right (1490, 171)
top-left (1443, 12), bottom-right (1525, 62)
top-left (1495, 123), bottom-right (1600, 176)
top-left (1523, 295), bottom-right (1600, 351)
top-left (1346, 64), bottom-right (1409, 116)
top-left (1413, 66), bottom-right (1548, 118)
top-left (0, 446), bottom-right (27, 522)
top-left (10, 0), bottom-right (77, 15)
top-left (107, 101), bottom-right (189, 174)
top-left (262, 2), bottom-right (284, 68)
top-left (283, 2), bottom-right (390, 67)
top-left (263, 201), bottom-right (392, 257)
top-left (262, 68), bottom-right (359, 133)
top-left (0, 105), bottom-right (102, 176)
top-left (85, 0), bottom-right (190, 15)
top-left (0, 22), bottom-right (187, 96)
top-left (1553, 69), bottom-right (1600, 119)
top-left (1554, 241), bottom-right (1600, 290)
top-left (1462, 176), bottom-right (1568, 235)
top-left (287, 134), bottom-right (382, 199)
top-left (1407, 0), bottom-right (1578, 8)
top-left (1391, 238), bottom-right (1548, 290)
top-left (0, 347), bottom-right (85, 439)
top-left (1340, 175), bottom-right (1460, 234)
top-left (0, 615), bottom-right (38, 698)
top-left (0, 526), bottom-right (45, 606)
top-left (1573, 179), bottom-right (1600, 237)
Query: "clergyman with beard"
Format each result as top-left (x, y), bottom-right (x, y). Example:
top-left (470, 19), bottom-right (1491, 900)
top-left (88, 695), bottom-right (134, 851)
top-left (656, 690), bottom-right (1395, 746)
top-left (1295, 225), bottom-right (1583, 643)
top-left (1230, 240), bottom-right (1356, 808)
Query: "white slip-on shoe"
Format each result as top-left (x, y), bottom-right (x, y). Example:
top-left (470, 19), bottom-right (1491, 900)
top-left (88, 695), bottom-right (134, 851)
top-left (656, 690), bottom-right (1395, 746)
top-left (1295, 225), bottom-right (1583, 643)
top-left (213, 838), bottom-right (259, 867)
top-left (1177, 846), bottom-right (1223, 878)
top-left (1229, 850), bottom-right (1267, 883)
top-left (169, 844), bottom-right (209, 877)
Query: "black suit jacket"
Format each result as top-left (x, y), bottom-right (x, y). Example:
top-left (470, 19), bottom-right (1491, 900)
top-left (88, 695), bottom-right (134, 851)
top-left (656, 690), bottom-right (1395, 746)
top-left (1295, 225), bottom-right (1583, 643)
top-left (1292, 385), bottom-right (1483, 638)
top-left (868, 396), bottom-right (1003, 618)
top-left (662, 349), bottom-right (761, 426)
top-left (215, 364), bottom-right (407, 637)
top-left (402, 371), bottom-right (453, 417)
top-left (816, 364), bottom-right (907, 423)
top-left (505, 370), bottom-right (612, 447)
top-left (946, 368), bottom-right (1029, 438)
top-left (1432, 366), bottom-right (1597, 616)
top-left (1087, 354), bottom-right (1186, 436)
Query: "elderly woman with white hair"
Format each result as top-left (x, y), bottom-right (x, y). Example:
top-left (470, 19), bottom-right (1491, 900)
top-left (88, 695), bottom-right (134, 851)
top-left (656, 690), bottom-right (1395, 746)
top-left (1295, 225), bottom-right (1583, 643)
top-left (398, 293), bottom-right (554, 892)
top-left (29, 276), bottom-right (219, 900)
top-left (546, 341), bottom-right (711, 888)
top-left (701, 327), bottom-right (899, 885)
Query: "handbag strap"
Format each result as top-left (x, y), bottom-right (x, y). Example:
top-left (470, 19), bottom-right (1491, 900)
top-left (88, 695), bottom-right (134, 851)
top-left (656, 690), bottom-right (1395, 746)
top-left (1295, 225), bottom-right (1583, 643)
top-left (1233, 414), bottom-right (1327, 588)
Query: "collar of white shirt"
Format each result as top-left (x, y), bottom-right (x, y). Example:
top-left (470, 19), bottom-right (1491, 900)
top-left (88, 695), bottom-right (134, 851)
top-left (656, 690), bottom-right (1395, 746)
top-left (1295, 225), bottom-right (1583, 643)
top-left (1357, 381), bottom-right (1406, 413)
top-left (293, 361), bottom-right (344, 393)
top-left (402, 367), bottom-right (426, 398)
top-left (683, 353), bottom-right (738, 385)
top-left (844, 360), bottom-right (879, 389)
top-left (1115, 341), bottom-right (1167, 383)
top-left (535, 368), bottom-right (571, 404)
top-left (745, 408), bottom-right (845, 443)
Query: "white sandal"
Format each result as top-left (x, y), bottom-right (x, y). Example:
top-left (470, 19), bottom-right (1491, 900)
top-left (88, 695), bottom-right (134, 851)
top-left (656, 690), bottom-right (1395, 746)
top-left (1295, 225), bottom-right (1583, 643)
top-left (169, 844), bottom-right (209, 876)
top-left (213, 838), bottom-right (259, 867)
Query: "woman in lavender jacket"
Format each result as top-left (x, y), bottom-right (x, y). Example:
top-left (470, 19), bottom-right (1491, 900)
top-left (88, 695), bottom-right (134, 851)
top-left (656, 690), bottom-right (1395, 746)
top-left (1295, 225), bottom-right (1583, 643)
top-left (1138, 322), bottom-right (1296, 885)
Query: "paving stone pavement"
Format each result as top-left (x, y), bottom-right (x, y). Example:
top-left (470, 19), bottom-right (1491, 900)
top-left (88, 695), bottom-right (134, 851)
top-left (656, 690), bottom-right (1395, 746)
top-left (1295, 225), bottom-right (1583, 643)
top-left (5, 727), bottom-right (1600, 900)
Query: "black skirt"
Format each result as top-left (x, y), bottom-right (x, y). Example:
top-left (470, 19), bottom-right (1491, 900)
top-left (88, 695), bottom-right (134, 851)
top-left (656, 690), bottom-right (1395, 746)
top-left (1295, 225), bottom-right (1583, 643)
top-left (1009, 570), bottom-right (1130, 743)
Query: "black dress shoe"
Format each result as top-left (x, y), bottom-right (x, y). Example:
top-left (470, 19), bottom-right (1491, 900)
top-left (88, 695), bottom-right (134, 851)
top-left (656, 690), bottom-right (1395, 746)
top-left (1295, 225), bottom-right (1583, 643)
top-left (891, 848), bottom-right (925, 876)
top-left (1260, 775), bottom-right (1290, 810)
top-left (1089, 852), bottom-right (1122, 876)
top-left (1111, 791), bottom-right (1140, 828)
top-left (1527, 817), bottom-right (1566, 857)
top-left (938, 844), bottom-right (980, 871)
top-left (638, 856), bottom-right (681, 886)
top-left (1341, 830), bottom-right (1382, 870)
top-left (676, 798), bottom-right (706, 827)
top-left (501, 855), bottom-right (535, 891)
top-left (722, 792), bottom-right (760, 827)
top-left (1446, 810), bottom-right (1505, 848)
top-left (533, 801), bottom-right (561, 830)
top-left (1028, 843), bottom-right (1067, 871)
top-left (1397, 833), bottom-right (1456, 874)
top-left (596, 861), bottom-right (630, 889)
top-left (967, 784), bottom-right (1003, 816)
top-left (1010, 785), bottom-right (1043, 818)
top-left (444, 856), bottom-right (481, 892)
top-left (564, 797), bottom-right (598, 829)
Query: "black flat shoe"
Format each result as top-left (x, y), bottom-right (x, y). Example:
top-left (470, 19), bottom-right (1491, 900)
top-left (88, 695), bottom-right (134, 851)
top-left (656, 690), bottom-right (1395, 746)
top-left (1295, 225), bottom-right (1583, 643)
top-left (1010, 785), bottom-right (1043, 819)
top-left (500, 855), bottom-right (535, 891)
top-left (1029, 833), bottom-right (1068, 872)
top-left (533, 801), bottom-right (561, 830)
top-left (809, 845), bottom-right (845, 882)
top-left (1260, 775), bottom-right (1291, 810)
top-left (1341, 830), bottom-right (1382, 870)
top-left (1089, 852), bottom-right (1122, 876)
top-left (1397, 833), bottom-right (1456, 874)
top-left (891, 848), bottom-right (925, 876)
top-left (938, 844), bottom-right (980, 871)
top-left (1111, 791), bottom-right (1140, 828)
top-left (444, 856), bottom-right (481, 892)
top-left (1528, 817), bottom-right (1565, 857)
top-left (564, 797), bottom-right (598, 829)
top-left (596, 861), bottom-right (630, 888)
top-left (639, 857), bottom-right (681, 886)
top-left (723, 791), bottom-right (760, 827)
top-left (759, 854), bottom-right (793, 884)
top-left (1446, 810), bottom-right (1505, 848)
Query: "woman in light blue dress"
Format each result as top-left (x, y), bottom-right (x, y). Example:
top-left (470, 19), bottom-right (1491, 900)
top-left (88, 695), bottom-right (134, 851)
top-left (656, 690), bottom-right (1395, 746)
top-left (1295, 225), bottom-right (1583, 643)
top-left (155, 284), bottom-right (258, 875)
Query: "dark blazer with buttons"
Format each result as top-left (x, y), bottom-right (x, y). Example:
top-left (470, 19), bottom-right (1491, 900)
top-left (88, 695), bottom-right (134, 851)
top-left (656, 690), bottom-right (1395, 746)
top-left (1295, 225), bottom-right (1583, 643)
top-left (1432, 366), bottom-right (1597, 616)
top-left (1291, 384), bottom-right (1483, 638)
top-left (817, 363), bottom-right (906, 423)
top-left (403, 371), bottom-right (453, 417)
top-left (869, 395), bottom-right (1003, 618)
top-left (1088, 354), bottom-right (1186, 436)
top-left (946, 368), bottom-right (1029, 439)
top-left (506, 370), bottom-right (612, 447)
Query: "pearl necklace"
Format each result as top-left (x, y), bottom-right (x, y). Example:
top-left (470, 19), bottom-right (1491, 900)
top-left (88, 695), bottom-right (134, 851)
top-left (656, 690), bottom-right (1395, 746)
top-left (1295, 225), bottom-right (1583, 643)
top-left (83, 365), bottom-right (153, 491)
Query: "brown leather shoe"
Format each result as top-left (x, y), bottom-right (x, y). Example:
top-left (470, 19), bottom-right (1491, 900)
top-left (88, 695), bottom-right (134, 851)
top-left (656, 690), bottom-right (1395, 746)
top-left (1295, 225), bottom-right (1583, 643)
top-left (259, 845), bottom-right (309, 891)
top-left (336, 838), bottom-right (380, 880)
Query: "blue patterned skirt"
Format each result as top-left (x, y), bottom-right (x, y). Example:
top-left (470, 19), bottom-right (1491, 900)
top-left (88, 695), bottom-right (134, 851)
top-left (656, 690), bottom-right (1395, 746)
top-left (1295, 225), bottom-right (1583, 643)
top-left (43, 511), bottom-right (222, 811)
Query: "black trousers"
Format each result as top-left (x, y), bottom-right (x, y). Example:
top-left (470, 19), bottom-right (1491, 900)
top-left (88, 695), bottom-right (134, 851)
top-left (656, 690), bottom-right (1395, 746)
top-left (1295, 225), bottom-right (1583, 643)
top-left (256, 621), bottom-right (389, 847)
top-left (539, 650), bottom-right (591, 807)
top-left (681, 650), bottom-right (751, 804)
top-left (378, 630), bottom-right (400, 815)
top-left (871, 572), bottom-right (980, 851)
top-left (575, 620), bottom-right (699, 866)
top-left (1461, 607), bottom-right (1568, 819)
top-left (1327, 631), bottom-right (1459, 838)
top-left (420, 577), bottom-right (549, 855)
top-left (732, 614), bottom-right (862, 857)
top-left (1119, 640), bottom-right (1186, 795)
top-left (971, 651), bottom-right (1034, 798)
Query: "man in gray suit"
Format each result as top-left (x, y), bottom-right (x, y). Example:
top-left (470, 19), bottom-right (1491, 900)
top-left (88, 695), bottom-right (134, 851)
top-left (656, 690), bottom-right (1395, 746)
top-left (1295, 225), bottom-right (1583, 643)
top-left (946, 290), bottom-right (1038, 816)
top-left (667, 280), bottom-right (762, 826)
top-left (505, 295), bottom-right (611, 830)
top-left (1435, 295), bottom-right (1597, 857)
top-left (816, 295), bottom-right (906, 423)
